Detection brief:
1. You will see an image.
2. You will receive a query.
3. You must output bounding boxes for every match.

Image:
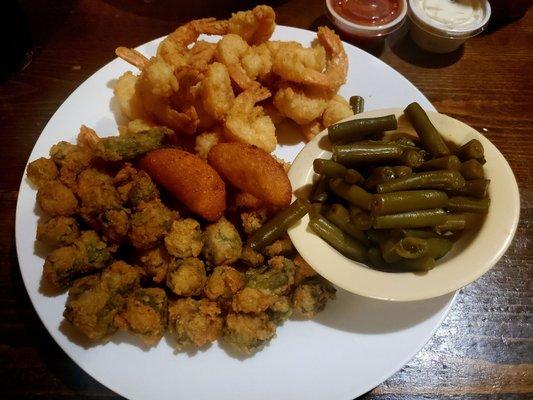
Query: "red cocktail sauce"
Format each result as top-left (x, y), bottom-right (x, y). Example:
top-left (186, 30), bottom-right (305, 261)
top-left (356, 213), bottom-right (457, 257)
top-left (331, 0), bottom-right (401, 26)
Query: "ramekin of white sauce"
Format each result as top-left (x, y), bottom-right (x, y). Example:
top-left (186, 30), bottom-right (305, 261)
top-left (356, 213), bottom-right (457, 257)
top-left (408, 0), bottom-right (491, 53)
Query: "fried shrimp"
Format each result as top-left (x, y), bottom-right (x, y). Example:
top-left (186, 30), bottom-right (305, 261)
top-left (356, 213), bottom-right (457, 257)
top-left (223, 87), bottom-right (276, 152)
top-left (115, 47), bottom-right (148, 69)
top-left (269, 41), bottom-right (326, 84)
top-left (114, 72), bottom-right (149, 121)
top-left (200, 62), bottom-right (235, 121)
top-left (273, 84), bottom-right (329, 125)
top-left (227, 5), bottom-right (276, 45)
top-left (137, 57), bottom-right (198, 134)
top-left (322, 94), bottom-right (354, 128)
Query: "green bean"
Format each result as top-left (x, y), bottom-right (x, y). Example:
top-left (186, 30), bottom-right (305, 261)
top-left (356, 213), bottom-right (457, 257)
top-left (349, 95), bottom-right (365, 114)
top-left (328, 114), bottom-right (397, 143)
top-left (325, 204), bottom-right (370, 246)
top-left (395, 256), bottom-right (435, 272)
top-left (477, 156), bottom-right (487, 165)
top-left (400, 149), bottom-right (424, 168)
top-left (455, 139), bottom-right (484, 161)
top-left (373, 208), bottom-right (447, 229)
top-left (359, 139), bottom-right (416, 150)
top-left (329, 178), bottom-right (372, 210)
top-left (311, 175), bottom-right (329, 203)
top-left (350, 208), bottom-right (373, 230)
top-left (377, 170), bottom-right (465, 193)
top-left (448, 179), bottom-right (490, 199)
top-left (364, 167), bottom-right (396, 191)
top-left (425, 238), bottom-right (453, 259)
top-left (367, 247), bottom-right (386, 268)
top-left (309, 216), bottom-right (367, 262)
top-left (379, 239), bottom-right (402, 263)
top-left (460, 159), bottom-right (485, 180)
top-left (371, 190), bottom-right (449, 215)
top-left (313, 159), bottom-right (347, 178)
top-left (384, 237), bottom-right (429, 261)
top-left (446, 196), bottom-right (490, 213)
top-left (435, 213), bottom-right (481, 232)
top-left (333, 142), bottom-right (403, 165)
top-left (404, 102), bottom-right (450, 157)
top-left (310, 202), bottom-right (327, 218)
top-left (389, 136), bottom-right (418, 148)
top-left (392, 166), bottom-right (412, 178)
top-left (418, 155), bottom-right (461, 171)
top-left (344, 168), bottom-right (364, 184)
top-left (366, 229), bottom-right (387, 244)
top-left (395, 228), bottom-right (439, 239)
top-left (248, 198), bottom-right (310, 250)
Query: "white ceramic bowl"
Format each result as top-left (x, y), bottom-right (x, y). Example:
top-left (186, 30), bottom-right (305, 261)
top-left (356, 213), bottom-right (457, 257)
top-left (287, 108), bottom-right (520, 301)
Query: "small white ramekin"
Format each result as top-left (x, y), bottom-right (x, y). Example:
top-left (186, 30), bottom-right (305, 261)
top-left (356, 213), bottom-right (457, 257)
top-left (408, 0), bottom-right (491, 53)
top-left (326, 0), bottom-right (408, 47)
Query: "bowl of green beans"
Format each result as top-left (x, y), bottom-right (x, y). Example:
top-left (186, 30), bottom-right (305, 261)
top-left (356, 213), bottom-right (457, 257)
top-left (287, 104), bottom-right (520, 301)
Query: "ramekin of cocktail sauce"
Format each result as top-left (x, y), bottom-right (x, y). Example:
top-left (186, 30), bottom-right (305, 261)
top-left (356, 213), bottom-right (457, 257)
top-left (326, 0), bottom-right (408, 47)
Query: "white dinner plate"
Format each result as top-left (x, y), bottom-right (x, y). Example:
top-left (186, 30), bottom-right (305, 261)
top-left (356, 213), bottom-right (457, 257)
top-left (15, 25), bottom-right (456, 400)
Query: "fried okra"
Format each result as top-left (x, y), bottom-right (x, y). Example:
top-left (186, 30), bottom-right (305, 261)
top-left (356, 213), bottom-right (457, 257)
top-left (129, 199), bottom-right (177, 249)
top-left (166, 257), bottom-right (207, 296)
top-left (204, 265), bottom-right (245, 301)
top-left (239, 245), bottom-right (264, 267)
top-left (115, 288), bottom-right (167, 346)
top-left (138, 246), bottom-right (172, 284)
top-left (293, 254), bottom-right (318, 285)
top-left (203, 217), bottom-right (242, 265)
top-left (43, 231), bottom-right (114, 288)
top-left (263, 235), bottom-right (293, 257)
top-left (240, 209), bottom-right (268, 235)
top-left (26, 157), bottom-right (58, 188)
top-left (114, 163), bottom-right (159, 207)
top-left (36, 216), bottom-right (80, 248)
top-left (49, 141), bottom-right (94, 190)
top-left (267, 296), bottom-right (292, 324)
top-left (77, 169), bottom-right (122, 226)
top-left (223, 313), bottom-right (276, 355)
top-left (100, 208), bottom-right (130, 244)
top-left (63, 261), bottom-right (140, 341)
top-left (167, 298), bottom-right (223, 350)
top-left (291, 276), bottom-right (336, 319)
top-left (164, 218), bottom-right (204, 258)
top-left (37, 181), bottom-right (78, 217)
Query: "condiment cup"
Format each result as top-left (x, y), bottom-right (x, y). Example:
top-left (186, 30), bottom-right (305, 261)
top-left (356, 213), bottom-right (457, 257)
top-left (287, 108), bottom-right (520, 301)
top-left (408, 0), bottom-right (491, 53)
top-left (326, 0), bottom-right (408, 47)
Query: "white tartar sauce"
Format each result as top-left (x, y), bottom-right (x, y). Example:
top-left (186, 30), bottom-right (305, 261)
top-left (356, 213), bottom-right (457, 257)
top-left (417, 0), bottom-right (483, 28)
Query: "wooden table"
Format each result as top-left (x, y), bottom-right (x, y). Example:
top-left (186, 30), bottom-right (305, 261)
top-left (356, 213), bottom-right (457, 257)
top-left (1, 1), bottom-right (531, 398)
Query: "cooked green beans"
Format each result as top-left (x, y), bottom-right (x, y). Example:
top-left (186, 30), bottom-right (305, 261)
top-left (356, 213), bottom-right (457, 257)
top-left (313, 159), bottom-right (347, 177)
top-left (309, 216), bottom-right (367, 262)
top-left (307, 99), bottom-right (489, 274)
top-left (349, 95), bottom-right (365, 114)
top-left (455, 139), bottom-right (484, 161)
top-left (460, 159), bottom-right (485, 180)
top-left (325, 204), bottom-right (370, 246)
top-left (329, 178), bottom-right (372, 210)
top-left (373, 208), bottom-right (447, 229)
top-left (371, 190), bottom-right (449, 215)
top-left (377, 170), bottom-right (465, 193)
top-left (418, 155), bottom-right (461, 171)
top-left (328, 114), bottom-right (397, 143)
top-left (404, 102), bottom-right (450, 157)
top-left (333, 142), bottom-right (404, 165)
top-left (449, 179), bottom-right (490, 199)
top-left (248, 198), bottom-right (310, 250)
top-left (446, 196), bottom-right (490, 213)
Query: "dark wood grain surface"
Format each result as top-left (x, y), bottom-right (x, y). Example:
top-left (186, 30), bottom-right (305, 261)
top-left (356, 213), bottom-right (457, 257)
top-left (1, 1), bottom-right (531, 399)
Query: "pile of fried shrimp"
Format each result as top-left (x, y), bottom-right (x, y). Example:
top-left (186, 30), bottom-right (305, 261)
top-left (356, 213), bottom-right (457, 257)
top-left (113, 4), bottom-right (354, 153)
top-left (24, 6), bottom-right (357, 354)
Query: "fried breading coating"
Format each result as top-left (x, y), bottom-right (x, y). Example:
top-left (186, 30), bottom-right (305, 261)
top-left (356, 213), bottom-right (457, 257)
top-left (100, 208), bottom-right (130, 244)
top-left (140, 148), bottom-right (226, 222)
top-left (291, 276), bottom-right (336, 319)
top-left (208, 143), bottom-right (291, 208)
top-left (164, 218), bottom-right (204, 258)
top-left (77, 168), bottom-right (121, 226)
top-left (43, 231), bottom-right (114, 289)
top-left (239, 245), bottom-right (264, 267)
top-left (223, 313), bottom-right (276, 355)
top-left (267, 296), bottom-right (292, 324)
top-left (322, 94), bottom-right (354, 128)
top-left (228, 5), bottom-right (276, 45)
top-left (200, 62), bottom-right (235, 120)
top-left (26, 157), bottom-right (58, 188)
top-left (63, 261), bottom-right (141, 341)
top-left (204, 265), bottom-right (245, 301)
top-left (263, 235), bottom-right (293, 258)
top-left (138, 246), bottom-right (172, 284)
top-left (166, 257), bottom-right (207, 296)
top-left (49, 141), bottom-right (94, 191)
top-left (114, 163), bottom-right (160, 207)
top-left (249, 256), bottom-right (295, 295)
top-left (36, 216), bottom-right (80, 248)
top-left (194, 130), bottom-right (222, 159)
top-left (273, 84), bottom-right (328, 125)
top-left (168, 298), bottom-right (223, 350)
top-left (232, 287), bottom-right (279, 313)
top-left (129, 199), bottom-right (177, 250)
top-left (37, 181), bottom-right (78, 217)
top-left (115, 287), bottom-right (167, 346)
top-left (293, 254), bottom-right (318, 285)
top-left (114, 71), bottom-right (149, 120)
top-left (240, 209), bottom-right (268, 234)
top-left (202, 217), bottom-right (242, 266)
